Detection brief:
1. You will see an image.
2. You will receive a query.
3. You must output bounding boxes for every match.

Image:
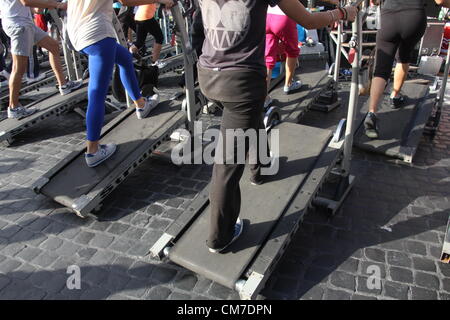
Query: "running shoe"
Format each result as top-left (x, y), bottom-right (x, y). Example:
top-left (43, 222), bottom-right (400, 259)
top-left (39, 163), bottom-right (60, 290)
top-left (7, 105), bottom-right (37, 120)
top-left (85, 144), bottom-right (117, 168)
top-left (250, 172), bottom-right (265, 186)
top-left (208, 218), bottom-right (244, 254)
top-left (59, 80), bottom-right (83, 96)
top-left (152, 60), bottom-right (167, 69)
top-left (390, 94), bottom-right (406, 109)
top-left (364, 112), bottom-right (379, 139)
top-left (26, 73), bottom-right (46, 84)
top-left (136, 94), bottom-right (160, 119)
top-left (284, 80), bottom-right (302, 94)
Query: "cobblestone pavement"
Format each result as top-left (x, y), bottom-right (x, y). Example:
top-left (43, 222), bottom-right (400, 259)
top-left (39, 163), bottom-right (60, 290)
top-left (0, 80), bottom-right (449, 300)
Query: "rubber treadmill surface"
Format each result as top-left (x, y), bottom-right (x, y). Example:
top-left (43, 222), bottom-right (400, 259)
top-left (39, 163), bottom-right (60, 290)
top-left (353, 81), bottom-right (433, 161)
top-left (169, 122), bottom-right (332, 289)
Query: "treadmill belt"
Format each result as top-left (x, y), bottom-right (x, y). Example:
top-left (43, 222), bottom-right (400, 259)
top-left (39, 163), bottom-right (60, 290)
top-left (169, 122), bottom-right (331, 289)
top-left (40, 100), bottom-right (184, 209)
top-left (354, 81), bottom-right (431, 161)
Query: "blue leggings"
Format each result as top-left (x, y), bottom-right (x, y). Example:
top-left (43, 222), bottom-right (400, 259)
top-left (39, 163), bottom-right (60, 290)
top-left (82, 37), bottom-right (141, 142)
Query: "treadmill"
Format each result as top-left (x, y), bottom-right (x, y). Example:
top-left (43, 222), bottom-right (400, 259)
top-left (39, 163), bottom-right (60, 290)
top-left (33, 3), bottom-right (202, 218)
top-left (150, 1), bottom-right (366, 300)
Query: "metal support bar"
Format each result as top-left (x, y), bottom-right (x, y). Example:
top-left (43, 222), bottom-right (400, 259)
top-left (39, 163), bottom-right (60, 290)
top-left (437, 43), bottom-right (450, 111)
top-left (333, 22), bottom-right (343, 83)
top-left (341, 4), bottom-right (362, 176)
top-left (171, 3), bottom-right (196, 132)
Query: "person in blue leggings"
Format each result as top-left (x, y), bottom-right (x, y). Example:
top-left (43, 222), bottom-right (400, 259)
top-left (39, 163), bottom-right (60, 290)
top-left (66, 0), bottom-right (174, 167)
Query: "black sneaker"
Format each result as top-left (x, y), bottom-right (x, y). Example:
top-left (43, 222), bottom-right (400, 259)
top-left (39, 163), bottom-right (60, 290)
top-left (250, 172), bottom-right (264, 185)
top-left (364, 112), bottom-right (379, 139)
top-left (390, 94), bottom-right (406, 109)
top-left (208, 218), bottom-right (243, 254)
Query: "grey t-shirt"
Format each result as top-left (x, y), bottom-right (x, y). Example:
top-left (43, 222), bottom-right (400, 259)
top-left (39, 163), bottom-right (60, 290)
top-left (198, 0), bottom-right (280, 102)
top-left (383, 0), bottom-right (425, 10)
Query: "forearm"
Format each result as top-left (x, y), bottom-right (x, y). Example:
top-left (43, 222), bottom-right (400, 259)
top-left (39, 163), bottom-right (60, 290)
top-left (118, 0), bottom-right (159, 5)
top-left (278, 0), bottom-right (341, 29)
top-left (436, 0), bottom-right (450, 8)
top-left (20, 0), bottom-right (61, 9)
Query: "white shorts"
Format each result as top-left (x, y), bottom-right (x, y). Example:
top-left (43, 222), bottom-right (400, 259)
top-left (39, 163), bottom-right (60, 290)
top-left (4, 23), bottom-right (48, 57)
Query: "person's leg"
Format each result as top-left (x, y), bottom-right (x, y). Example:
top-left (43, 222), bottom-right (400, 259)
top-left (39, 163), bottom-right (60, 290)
top-left (147, 18), bottom-right (164, 63)
top-left (131, 20), bottom-right (148, 55)
top-left (36, 35), bottom-right (66, 87)
top-left (208, 98), bottom-right (264, 250)
top-left (265, 15), bottom-right (278, 94)
top-left (281, 18), bottom-right (300, 88)
top-left (9, 54), bottom-right (28, 107)
top-left (82, 39), bottom-right (117, 154)
top-left (391, 62), bottom-right (409, 98)
top-left (113, 40), bottom-right (145, 106)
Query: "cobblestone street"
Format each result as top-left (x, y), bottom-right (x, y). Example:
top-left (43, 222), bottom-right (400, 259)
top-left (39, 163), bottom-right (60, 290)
top-left (0, 81), bottom-right (449, 300)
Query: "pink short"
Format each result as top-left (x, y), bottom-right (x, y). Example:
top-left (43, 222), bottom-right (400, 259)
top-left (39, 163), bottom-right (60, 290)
top-left (265, 14), bottom-right (300, 70)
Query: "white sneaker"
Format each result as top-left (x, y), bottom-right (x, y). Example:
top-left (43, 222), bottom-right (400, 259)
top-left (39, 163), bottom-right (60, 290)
top-left (59, 80), bottom-right (83, 95)
top-left (136, 94), bottom-right (159, 119)
top-left (26, 73), bottom-right (46, 85)
top-left (7, 105), bottom-right (37, 120)
top-left (283, 80), bottom-right (302, 94)
top-left (85, 144), bottom-right (117, 168)
top-left (152, 60), bottom-right (167, 69)
top-left (0, 70), bottom-right (10, 80)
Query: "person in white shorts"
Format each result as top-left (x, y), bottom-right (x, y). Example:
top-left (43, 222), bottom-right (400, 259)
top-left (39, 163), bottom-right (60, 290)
top-left (0, 0), bottom-right (82, 120)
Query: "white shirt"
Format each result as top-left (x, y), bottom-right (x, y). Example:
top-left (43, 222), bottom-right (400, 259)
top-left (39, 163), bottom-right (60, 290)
top-left (267, 5), bottom-right (286, 16)
top-left (0, 0), bottom-right (34, 29)
top-left (67, 0), bottom-right (117, 51)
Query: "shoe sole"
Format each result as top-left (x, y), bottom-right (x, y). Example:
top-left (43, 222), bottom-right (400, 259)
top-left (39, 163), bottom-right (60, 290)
top-left (208, 220), bottom-right (244, 253)
top-left (86, 145), bottom-right (117, 168)
top-left (365, 130), bottom-right (379, 139)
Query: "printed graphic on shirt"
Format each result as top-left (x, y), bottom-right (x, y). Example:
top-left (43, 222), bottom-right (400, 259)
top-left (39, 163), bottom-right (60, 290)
top-left (200, 0), bottom-right (255, 51)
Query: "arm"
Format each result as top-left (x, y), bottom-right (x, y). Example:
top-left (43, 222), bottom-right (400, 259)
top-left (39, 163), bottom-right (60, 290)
top-left (20, 0), bottom-right (64, 9)
top-left (119, 0), bottom-right (174, 8)
top-left (278, 0), bottom-right (357, 29)
top-left (435, 0), bottom-right (450, 8)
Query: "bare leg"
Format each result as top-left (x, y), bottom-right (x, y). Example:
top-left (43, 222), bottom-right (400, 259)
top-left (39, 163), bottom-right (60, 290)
top-left (368, 76), bottom-right (387, 113)
top-left (152, 43), bottom-right (162, 63)
top-left (37, 36), bottom-right (66, 87)
top-left (391, 62), bottom-right (409, 98)
top-left (266, 68), bottom-right (273, 94)
top-left (9, 55), bottom-right (28, 108)
top-left (285, 56), bottom-right (298, 87)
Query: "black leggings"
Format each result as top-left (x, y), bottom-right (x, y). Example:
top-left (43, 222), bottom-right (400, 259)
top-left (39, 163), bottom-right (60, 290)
top-left (135, 18), bottom-right (164, 49)
top-left (374, 9), bottom-right (427, 81)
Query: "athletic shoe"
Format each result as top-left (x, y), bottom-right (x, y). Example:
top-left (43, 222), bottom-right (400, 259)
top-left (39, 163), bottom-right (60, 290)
top-left (7, 105), bottom-right (37, 119)
top-left (364, 112), bottom-right (379, 139)
top-left (208, 218), bottom-right (243, 254)
top-left (0, 70), bottom-right (10, 80)
top-left (390, 94), bottom-right (406, 109)
top-left (283, 80), bottom-right (302, 94)
top-left (26, 73), bottom-right (46, 85)
top-left (152, 60), bottom-right (167, 69)
top-left (85, 144), bottom-right (117, 168)
top-left (264, 96), bottom-right (273, 110)
top-left (250, 172), bottom-right (264, 185)
top-left (136, 94), bottom-right (160, 119)
top-left (59, 80), bottom-right (83, 96)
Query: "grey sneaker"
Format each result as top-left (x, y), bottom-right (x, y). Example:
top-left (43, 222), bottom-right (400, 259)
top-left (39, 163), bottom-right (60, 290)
top-left (208, 218), bottom-right (243, 254)
top-left (7, 105), bottom-right (37, 119)
top-left (136, 94), bottom-right (159, 119)
top-left (284, 80), bottom-right (302, 94)
top-left (59, 80), bottom-right (83, 96)
top-left (364, 112), bottom-right (379, 139)
top-left (85, 144), bottom-right (117, 168)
